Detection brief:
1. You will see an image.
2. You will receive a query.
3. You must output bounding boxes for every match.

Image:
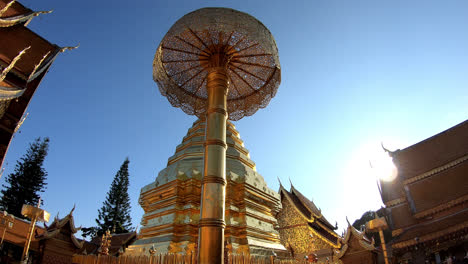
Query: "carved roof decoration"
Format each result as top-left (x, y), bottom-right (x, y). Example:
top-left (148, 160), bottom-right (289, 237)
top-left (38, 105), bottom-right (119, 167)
top-left (36, 206), bottom-right (84, 249)
top-left (334, 221), bottom-right (376, 261)
top-left (90, 232), bottom-right (137, 256)
top-left (0, 0), bottom-right (51, 28)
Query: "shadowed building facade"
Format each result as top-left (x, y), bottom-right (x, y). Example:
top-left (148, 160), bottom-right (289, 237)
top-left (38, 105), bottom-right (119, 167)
top-left (380, 120), bottom-right (468, 263)
top-left (127, 119), bottom-right (286, 256)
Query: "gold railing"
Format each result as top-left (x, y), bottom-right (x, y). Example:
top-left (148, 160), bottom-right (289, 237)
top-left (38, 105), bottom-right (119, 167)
top-left (72, 253), bottom-right (309, 264)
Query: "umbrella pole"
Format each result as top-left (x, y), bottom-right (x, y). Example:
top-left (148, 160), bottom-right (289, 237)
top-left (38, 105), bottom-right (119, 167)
top-left (198, 67), bottom-right (228, 264)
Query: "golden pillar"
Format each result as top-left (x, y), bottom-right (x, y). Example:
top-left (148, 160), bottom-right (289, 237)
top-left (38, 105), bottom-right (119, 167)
top-left (198, 68), bottom-right (229, 263)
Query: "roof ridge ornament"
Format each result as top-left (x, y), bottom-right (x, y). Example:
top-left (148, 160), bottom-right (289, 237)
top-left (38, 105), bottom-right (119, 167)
top-left (0, 46), bottom-right (30, 83)
top-left (277, 176), bottom-right (284, 189)
top-left (69, 204), bottom-right (76, 215)
top-left (60, 44), bottom-right (79, 53)
top-left (381, 141), bottom-right (397, 157)
top-left (0, 0), bottom-right (15, 16)
top-left (27, 50), bottom-right (51, 82)
top-left (0, 6), bottom-right (52, 28)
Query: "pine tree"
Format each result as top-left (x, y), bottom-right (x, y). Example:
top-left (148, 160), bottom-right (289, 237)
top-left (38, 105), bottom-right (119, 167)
top-left (82, 158), bottom-right (132, 238)
top-left (0, 137), bottom-right (49, 218)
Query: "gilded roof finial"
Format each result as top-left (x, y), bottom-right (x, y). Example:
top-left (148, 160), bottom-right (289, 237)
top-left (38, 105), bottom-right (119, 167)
top-left (381, 142), bottom-right (397, 157)
top-left (60, 44), bottom-right (80, 53)
top-left (277, 176), bottom-right (284, 189)
top-left (70, 204), bottom-right (76, 215)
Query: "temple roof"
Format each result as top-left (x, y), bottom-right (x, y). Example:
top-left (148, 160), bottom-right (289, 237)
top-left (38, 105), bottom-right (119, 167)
top-left (389, 119), bottom-right (468, 179)
top-left (278, 182), bottom-right (340, 247)
top-left (335, 222), bottom-right (375, 259)
top-left (36, 206), bottom-right (84, 249)
top-left (0, 0), bottom-right (77, 168)
top-left (380, 119), bottom-right (468, 227)
top-left (280, 181), bottom-right (336, 230)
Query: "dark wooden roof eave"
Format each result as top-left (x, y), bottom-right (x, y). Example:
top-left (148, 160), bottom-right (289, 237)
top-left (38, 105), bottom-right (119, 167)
top-left (0, 63), bottom-right (52, 168)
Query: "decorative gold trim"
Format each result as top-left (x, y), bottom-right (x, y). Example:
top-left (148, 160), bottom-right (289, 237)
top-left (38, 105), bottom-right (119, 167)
top-left (403, 154), bottom-right (468, 185)
top-left (385, 197), bottom-right (406, 207)
top-left (201, 175), bottom-right (226, 185)
top-left (0, 10), bottom-right (52, 28)
top-left (393, 220), bottom-right (468, 249)
top-left (308, 224), bottom-right (341, 249)
top-left (392, 228), bottom-right (403, 237)
top-left (0, 0), bottom-right (15, 16)
top-left (0, 46), bottom-right (30, 83)
top-left (199, 218), bottom-right (226, 228)
top-left (27, 51), bottom-right (51, 81)
top-left (204, 139), bottom-right (227, 148)
top-left (206, 107), bottom-right (227, 116)
top-left (315, 219), bottom-right (340, 238)
top-left (414, 194), bottom-right (468, 218)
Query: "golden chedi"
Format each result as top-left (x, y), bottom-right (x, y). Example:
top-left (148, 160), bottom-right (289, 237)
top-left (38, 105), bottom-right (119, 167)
top-left (126, 119), bottom-right (286, 256)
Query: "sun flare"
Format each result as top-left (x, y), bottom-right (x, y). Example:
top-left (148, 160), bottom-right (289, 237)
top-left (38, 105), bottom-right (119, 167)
top-left (345, 141), bottom-right (398, 184)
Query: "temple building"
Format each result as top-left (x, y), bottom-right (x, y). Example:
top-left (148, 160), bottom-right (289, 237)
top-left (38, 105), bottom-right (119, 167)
top-left (35, 208), bottom-right (84, 264)
top-left (333, 221), bottom-right (378, 264)
top-left (0, 0), bottom-right (75, 167)
top-left (127, 119), bottom-right (286, 256)
top-left (0, 210), bottom-right (45, 263)
top-left (277, 182), bottom-right (341, 261)
top-left (379, 119), bottom-right (468, 263)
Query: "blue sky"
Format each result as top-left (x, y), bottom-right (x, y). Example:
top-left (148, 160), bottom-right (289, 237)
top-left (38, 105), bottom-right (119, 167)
top-left (2, 0), bottom-right (467, 235)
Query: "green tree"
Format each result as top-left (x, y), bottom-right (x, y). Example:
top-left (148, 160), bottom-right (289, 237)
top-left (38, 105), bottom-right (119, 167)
top-left (82, 158), bottom-right (132, 238)
top-left (0, 137), bottom-right (49, 218)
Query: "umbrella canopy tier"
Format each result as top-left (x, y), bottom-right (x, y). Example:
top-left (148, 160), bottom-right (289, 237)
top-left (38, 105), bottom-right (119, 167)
top-left (153, 7), bottom-right (281, 121)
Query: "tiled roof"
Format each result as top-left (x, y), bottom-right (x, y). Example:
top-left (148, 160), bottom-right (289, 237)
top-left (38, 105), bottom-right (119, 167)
top-left (36, 207), bottom-right (84, 249)
top-left (391, 119), bottom-right (468, 179)
top-left (290, 184), bottom-right (336, 230)
top-left (279, 183), bottom-right (339, 245)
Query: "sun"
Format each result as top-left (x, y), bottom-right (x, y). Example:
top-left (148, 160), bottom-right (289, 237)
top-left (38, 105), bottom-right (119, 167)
top-left (345, 141), bottom-right (398, 184)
